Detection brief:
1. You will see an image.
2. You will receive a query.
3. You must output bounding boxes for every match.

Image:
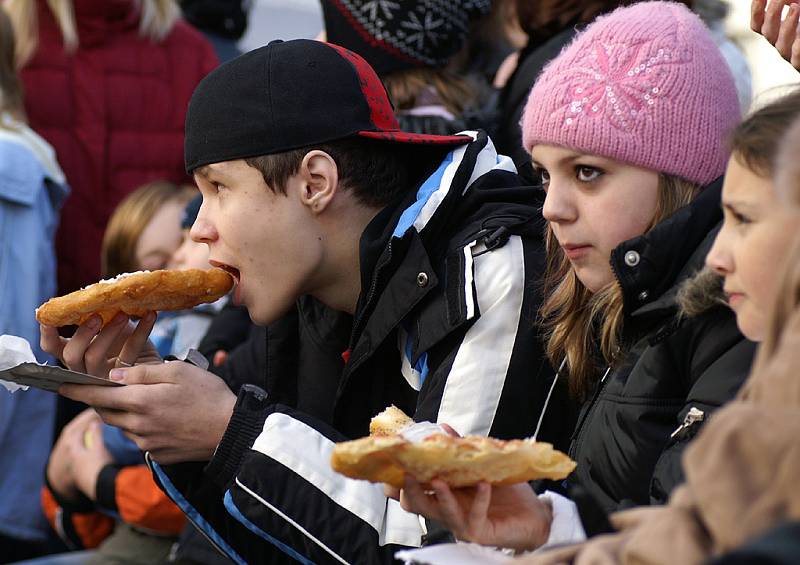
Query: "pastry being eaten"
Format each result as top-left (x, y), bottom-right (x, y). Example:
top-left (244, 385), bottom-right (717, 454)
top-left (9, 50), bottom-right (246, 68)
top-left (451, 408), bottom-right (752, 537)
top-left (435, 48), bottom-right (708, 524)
top-left (35, 269), bottom-right (233, 327)
top-left (331, 406), bottom-right (576, 488)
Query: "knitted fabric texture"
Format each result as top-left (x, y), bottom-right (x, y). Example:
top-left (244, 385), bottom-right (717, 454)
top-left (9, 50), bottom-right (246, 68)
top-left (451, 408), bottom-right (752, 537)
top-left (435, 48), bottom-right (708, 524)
top-left (321, 0), bottom-right (490, 75)
top-left (521, 1), bottom-right (740, 186)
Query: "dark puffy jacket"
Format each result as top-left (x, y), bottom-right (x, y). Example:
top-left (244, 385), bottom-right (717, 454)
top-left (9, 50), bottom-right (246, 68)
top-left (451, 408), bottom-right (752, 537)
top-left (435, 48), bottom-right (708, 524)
top-left (568, 179), bottom-right (756, 517)
top-left (20, 0), bottom-right (218, 294)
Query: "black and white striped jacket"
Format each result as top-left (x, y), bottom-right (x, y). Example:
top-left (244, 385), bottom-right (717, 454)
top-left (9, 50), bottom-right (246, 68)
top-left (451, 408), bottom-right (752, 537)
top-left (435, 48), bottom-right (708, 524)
top-left (152, 132), bottom-right (576, 564)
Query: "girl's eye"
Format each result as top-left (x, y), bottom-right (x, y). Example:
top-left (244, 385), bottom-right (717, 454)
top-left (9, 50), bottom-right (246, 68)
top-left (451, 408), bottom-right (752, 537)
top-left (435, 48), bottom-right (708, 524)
top-left (731, 210), bottom-right (751, 226)
top-left (536, 168), bottom-right (551, 189)
top-left (575, 166), bottom-right (603, 182)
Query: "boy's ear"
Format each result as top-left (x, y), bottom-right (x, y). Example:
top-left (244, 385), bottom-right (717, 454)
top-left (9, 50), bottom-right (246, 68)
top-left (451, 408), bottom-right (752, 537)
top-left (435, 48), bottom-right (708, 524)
top-left (299, 150), bottom-right (339, 214)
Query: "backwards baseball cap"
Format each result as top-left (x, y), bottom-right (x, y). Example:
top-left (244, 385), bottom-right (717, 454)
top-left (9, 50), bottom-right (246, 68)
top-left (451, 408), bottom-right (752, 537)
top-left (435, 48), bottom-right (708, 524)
top-left (184, 39), bottom-right (471, 172)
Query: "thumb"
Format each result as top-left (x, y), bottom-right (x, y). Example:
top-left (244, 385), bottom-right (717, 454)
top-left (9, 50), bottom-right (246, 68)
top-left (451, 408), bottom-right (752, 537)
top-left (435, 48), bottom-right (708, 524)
top-left (213, 350), bottom-right (228, 367)
top-left (109, 361), bottom-right (177, 385)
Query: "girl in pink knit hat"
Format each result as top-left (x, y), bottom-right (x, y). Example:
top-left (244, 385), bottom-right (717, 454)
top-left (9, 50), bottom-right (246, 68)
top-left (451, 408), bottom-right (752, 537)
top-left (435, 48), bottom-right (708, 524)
top-left (390, 1), bottom-right (753, 558)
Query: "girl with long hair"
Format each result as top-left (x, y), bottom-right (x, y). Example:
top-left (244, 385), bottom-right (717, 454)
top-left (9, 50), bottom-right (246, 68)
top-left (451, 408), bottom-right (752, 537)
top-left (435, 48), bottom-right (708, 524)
top-left (393, 2), bottom-right (757, 555)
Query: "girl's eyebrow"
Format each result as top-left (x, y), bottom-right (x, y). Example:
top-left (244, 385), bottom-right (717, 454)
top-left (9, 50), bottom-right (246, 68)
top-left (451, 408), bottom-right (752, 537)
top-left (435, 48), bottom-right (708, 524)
top-left (532, 153), bottom-right (593, 170)
top-left (722, 200), bottom-right (757, 214)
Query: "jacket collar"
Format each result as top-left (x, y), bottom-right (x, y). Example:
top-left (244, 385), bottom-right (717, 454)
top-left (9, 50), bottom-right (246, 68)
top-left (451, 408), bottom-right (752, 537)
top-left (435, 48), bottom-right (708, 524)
top-left (611, 177), bottom-right (723, 325)
top-left (343, 132), bottom-right (539, 375)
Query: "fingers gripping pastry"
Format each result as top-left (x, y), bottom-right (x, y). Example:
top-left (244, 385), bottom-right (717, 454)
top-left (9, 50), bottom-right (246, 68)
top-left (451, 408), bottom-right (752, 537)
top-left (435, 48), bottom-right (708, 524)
top-left (35, 269), bottom-right (234, 327)
top-left (331, 407), bottom-right (576, 488)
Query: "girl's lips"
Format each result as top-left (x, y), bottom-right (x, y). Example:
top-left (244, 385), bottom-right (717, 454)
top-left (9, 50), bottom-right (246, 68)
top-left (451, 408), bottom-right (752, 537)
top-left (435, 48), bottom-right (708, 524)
top-left (726, 292), bottom-right (744, 307)
top-left (562, 244), bottom-right (591, 260)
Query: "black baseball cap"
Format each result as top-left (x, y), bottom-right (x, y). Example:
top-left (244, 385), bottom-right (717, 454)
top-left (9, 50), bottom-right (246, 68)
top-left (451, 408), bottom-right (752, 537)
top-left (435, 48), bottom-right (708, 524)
top-left (184, 39), bottom-right (471, 173)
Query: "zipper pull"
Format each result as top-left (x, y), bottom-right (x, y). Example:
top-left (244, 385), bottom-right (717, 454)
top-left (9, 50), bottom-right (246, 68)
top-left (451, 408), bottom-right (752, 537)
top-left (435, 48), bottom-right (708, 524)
top-left (670, 407), bottom-right (705, 439)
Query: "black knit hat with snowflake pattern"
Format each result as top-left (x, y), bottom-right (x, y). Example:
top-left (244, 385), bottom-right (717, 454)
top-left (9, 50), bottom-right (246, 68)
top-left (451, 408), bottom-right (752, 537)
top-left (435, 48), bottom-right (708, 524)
top-left (321, 0), bottom-right (491, 76)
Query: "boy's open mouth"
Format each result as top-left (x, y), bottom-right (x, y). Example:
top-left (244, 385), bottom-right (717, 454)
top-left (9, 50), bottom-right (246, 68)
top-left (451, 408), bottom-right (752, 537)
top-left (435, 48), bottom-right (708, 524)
top-left (210, 261), bottom-right (240, 283)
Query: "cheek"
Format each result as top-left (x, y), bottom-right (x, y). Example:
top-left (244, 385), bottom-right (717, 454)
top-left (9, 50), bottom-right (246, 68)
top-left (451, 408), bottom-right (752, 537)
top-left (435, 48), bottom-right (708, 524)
top-left (593, 200), bottom-right (655, 254)
top-left (738, 226), bottom-right (793, 307)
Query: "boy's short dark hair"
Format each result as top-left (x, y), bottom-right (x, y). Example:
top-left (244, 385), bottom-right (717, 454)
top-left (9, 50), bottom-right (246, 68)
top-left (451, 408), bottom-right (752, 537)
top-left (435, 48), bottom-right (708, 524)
top-left (244, 137), bottom-right (445, 209)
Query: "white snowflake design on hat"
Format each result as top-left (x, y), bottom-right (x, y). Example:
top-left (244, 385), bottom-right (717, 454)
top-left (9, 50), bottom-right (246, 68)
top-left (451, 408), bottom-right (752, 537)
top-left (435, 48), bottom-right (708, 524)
top-left (338, 0), bottom-right (490, 65)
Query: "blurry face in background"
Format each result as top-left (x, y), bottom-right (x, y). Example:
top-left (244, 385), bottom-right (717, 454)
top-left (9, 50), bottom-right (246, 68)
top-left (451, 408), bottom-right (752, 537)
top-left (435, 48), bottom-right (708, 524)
top-left (169, 229), bottom-right (211, 271)
top-left (706, 156), bottom-right (798, 342)
top-left (135, 198), bottom-right (185, 271)
top-left (534, 144), bottom-right (660, 292)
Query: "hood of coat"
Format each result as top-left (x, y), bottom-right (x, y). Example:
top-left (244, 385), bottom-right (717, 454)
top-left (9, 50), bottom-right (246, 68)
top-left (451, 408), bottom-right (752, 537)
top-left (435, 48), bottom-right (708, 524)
top-left (676, 266), bottom-right (726, 319)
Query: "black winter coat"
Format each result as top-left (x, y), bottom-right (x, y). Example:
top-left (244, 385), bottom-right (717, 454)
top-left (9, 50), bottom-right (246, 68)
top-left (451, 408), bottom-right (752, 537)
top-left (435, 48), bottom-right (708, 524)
top-left (568, 179), bottom-right (756, 517)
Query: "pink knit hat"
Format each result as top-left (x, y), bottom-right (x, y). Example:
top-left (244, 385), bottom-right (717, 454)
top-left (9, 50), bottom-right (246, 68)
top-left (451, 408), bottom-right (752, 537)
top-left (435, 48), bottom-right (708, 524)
top-left (521, 1), bottom-right (740, 186)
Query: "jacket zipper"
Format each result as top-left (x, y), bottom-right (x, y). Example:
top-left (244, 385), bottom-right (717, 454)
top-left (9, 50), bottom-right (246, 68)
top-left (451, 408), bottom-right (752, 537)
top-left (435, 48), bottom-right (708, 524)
top-left (669, 406), bottom-right (705, 439)
top-left (347, 241), bottom-right (394, 365)
top-left (570, 258), bottom-right (629, 459)
top-left (569, 366), bottom-right (611, 460)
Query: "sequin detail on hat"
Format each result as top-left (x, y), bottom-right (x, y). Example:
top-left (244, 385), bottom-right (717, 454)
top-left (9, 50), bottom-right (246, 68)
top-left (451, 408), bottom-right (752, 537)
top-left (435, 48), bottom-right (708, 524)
top-left (561, 38), bottom-right (691, 132)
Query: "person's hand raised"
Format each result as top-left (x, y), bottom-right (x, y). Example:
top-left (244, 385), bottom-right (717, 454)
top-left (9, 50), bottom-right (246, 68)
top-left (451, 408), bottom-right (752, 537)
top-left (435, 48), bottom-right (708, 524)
top-left (40, 312), bottom-right (162, 378)
top-left (752, 0), bottom-right (800, 70)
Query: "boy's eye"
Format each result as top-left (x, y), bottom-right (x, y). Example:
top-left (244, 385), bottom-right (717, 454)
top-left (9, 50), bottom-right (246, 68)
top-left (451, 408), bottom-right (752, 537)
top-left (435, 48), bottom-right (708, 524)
top-left (575, 166), bottom-right (603, 182)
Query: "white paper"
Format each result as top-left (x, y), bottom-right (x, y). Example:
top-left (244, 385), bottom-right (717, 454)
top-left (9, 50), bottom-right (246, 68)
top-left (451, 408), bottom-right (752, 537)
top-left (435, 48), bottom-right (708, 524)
top-left (0, 335), bottom-right (35, 392)
top-left (396, 543), bottom-right (515, 565)
top-left (400, 421), bottom-right (449, 443)
top-left (0, 334), bottom-right (124, 393)
top-left (538, 490), bottom-right (587, 548)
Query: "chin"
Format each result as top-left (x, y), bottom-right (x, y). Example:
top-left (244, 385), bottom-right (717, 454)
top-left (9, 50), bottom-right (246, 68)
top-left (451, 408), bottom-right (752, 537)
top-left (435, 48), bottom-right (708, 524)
top-left (248, 300), bottom-right (295, 327)
top-left (575, 269), bottom-right (613, 294)
top-left (736, 313), bottom-right (765, 343)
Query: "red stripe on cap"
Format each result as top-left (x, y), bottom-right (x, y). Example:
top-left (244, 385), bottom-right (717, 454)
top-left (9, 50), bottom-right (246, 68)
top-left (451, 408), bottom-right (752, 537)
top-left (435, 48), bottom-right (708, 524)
top-left (325, 42), bottom-right (399, 132)
top-left (359, 130), bottom-right (472, 145)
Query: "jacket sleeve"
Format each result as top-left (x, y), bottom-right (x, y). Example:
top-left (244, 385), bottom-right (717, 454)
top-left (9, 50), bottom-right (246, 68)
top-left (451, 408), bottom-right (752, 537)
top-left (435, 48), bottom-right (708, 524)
top-left (41, 485), bottom-right (114, 550)
top-left (153, 393), bottom-right (410, 565)
top-left (94, 464), bottom-right (186, 535)
top-left (649, 308), bottom-right (757, 504)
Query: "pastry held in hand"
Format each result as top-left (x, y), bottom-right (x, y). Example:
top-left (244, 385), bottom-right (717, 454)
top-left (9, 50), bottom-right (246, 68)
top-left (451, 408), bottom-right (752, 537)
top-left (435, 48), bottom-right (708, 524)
top-left (331, 407), bottom-right (576, 488)
top-left (35, 269), bottom-right (233, 327)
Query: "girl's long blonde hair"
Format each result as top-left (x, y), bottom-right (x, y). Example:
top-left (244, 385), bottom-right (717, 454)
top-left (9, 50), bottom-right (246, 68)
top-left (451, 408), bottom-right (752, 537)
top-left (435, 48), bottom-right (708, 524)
top-left (3, 0), bottom-right (180, 67)
top-left (541, 174), bottom-right (699, 399)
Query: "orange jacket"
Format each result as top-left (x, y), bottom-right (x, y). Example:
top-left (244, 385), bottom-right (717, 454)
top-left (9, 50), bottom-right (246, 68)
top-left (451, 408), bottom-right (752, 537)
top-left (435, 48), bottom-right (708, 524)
top-left (42, 464), bottom-right (186, 549)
